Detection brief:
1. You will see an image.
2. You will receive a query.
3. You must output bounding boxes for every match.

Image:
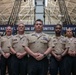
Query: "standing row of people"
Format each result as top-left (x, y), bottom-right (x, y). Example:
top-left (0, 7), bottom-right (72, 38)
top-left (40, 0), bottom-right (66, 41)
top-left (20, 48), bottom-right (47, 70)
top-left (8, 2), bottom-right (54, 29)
top-left (0, 19), bottom-right (76, 75)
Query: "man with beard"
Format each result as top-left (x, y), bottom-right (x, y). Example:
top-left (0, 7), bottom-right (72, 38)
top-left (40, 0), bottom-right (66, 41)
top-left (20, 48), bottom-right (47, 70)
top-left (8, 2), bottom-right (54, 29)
top-left (49, 24), bottom-right (68, 75)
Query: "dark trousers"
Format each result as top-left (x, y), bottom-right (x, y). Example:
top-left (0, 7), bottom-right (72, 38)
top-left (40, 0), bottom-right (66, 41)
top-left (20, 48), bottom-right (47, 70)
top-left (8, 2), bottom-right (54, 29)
top-left (28, 56), bottom-right (48, 75)
top-left (0, 57), bottom-right (1, 70)
top-left (49, 56), bottom-right (67, 75)
top-left (1, 55), bottom-right (12, 75)
top-left (11, 55), bottom-right (28, 75)
top-left (0, 57), bottom-right (1, 75)
top-left (66, 56), bottom-right (76, 75)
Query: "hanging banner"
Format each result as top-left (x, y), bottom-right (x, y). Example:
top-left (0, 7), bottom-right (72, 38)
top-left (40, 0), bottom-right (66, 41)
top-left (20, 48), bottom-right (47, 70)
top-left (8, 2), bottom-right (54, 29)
top-left (0, 25), bottom-right (76, 32)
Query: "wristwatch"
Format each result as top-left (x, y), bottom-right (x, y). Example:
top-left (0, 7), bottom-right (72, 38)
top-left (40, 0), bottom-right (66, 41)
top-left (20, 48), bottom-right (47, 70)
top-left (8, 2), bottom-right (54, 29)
top-left (43, 54), bottom-right (47, 57)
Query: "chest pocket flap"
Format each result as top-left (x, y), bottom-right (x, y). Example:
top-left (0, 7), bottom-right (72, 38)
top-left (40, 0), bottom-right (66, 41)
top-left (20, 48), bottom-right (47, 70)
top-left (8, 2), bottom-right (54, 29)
top-left (13, 39), bottom-right (18, 44)
top-left (53, 40), bottom-right (57, 44)
top-left (40, 40), bottom-right (48, 44)
top-left (1, 38), bottom-right (7, 42)
top-left (29, 40), bottom-right (36, 44)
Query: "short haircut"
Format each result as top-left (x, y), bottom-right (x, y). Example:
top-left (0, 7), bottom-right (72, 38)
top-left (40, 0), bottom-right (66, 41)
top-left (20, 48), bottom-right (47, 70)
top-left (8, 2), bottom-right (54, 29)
top-left (6, 25), bottom-right (12, 28)
top-left (18, 22), bottom-right (25, 26)
top-left (55, 24), bottom-right (62, 29)
top-left (34, 19), bottom-right (43, 25)
top-left (6, 26), bottom-right (12, 30)
top-left (66, 28), bottom-right (75, 37)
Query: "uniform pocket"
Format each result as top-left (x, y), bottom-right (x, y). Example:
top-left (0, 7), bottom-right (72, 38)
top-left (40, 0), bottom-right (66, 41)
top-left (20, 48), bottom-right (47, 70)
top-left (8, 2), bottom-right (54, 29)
top-left (12, 38), bottom-right (18, 44)
top-left (53, 39), bottom-right (57, 45)
top-left (29, 40), bottom-right (36, 44)
top-left (54, 42), bottom-right (57, 46)
top-left (40, 40), bottom-right (48, 44)
top-left (12, 39), bottom-right (18, 48)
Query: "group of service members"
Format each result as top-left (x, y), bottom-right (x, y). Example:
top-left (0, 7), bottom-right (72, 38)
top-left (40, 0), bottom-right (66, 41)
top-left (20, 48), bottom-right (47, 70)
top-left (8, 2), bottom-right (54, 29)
top-left (0, 19), bottom-right (76, 75)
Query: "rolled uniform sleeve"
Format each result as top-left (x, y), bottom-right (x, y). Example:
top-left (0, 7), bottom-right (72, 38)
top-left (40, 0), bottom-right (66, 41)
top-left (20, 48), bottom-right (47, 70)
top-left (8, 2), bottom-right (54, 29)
top-left (65, 38), bottom-right (70, 49)
top-left (22, 37), bottom-right (28, 47)
top-left (48, 36), bottom-right (55, 48)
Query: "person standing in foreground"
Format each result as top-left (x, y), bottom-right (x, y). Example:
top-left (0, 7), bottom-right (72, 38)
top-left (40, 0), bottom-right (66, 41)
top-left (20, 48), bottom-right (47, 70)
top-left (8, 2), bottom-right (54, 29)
top-left (25, 19), bottom-right (53, 75)
top-left (0, 35), bottom-right (2, 74)
top-left (0, 26), bottom-right (13, 75)
top-left (65, 28), bottom-right (76, 75)
top-left (49, 24), bottom-right (68, 75)
top-left (10, 23), bottom-right (28, 75)
top-left (0, 53), bottom-right (1, 75)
